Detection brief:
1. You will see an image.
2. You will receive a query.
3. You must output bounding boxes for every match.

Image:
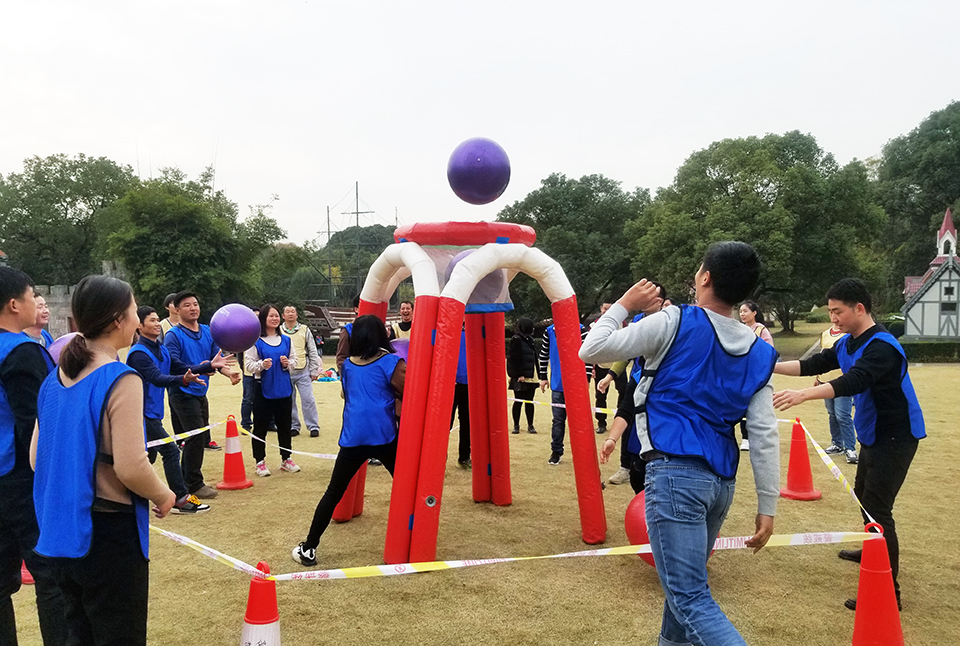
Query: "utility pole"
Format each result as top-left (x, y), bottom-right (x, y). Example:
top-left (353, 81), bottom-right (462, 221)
top-left (341, 182), bottom-right (374, 296)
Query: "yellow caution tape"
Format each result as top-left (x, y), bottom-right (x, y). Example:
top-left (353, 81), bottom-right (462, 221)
top-left (151, 522), bottom-right (876, 582)
top-left (145, 419), bottom-right (228, 449)
top-left (237, 426), bottom-right (339, 460)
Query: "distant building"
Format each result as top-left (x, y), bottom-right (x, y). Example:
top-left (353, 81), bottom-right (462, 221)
top-left (901, 208), bottom-right (960, 340)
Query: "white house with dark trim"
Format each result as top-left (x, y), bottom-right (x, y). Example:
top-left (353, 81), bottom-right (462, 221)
top-left (901, 208), bottom-right (960, 340)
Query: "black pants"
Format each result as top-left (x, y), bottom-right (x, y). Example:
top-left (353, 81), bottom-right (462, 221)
top-left (304, 440), bottom-right (398, 549)
top-left (450, 383), bottom-right (470, 463)
top-left (0, 475), bottom-right (67, 646)
top-left (51, 512), bottom-right (149, 646)
top-left (252, 383), bottom-right (292, 463)
top-left (511, 382), bottom-right (536, 428)
top-left (168, 389), bottom-right (210, 494)
top-left (854, 438), bottom-right (918, 597)
top-left (144, 417), bottom-right (188, 500)
top-left (629, 455), bottom-right (647, 495)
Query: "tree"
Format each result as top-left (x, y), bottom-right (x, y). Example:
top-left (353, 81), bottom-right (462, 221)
top-left (103, 171), bottom-right (285, 312)
top-left (627, 132), bottom-right (885, 330)
top-left (496, 174), bottom-right (649, 321)
top-left (0, 154), bottom-right (135, 284)
top-left (312, 224), bottom-right (397, 304)
top-left (875, 101), bottom-right (960, 302)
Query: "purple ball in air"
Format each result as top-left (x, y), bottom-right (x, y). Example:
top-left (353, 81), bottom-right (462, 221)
top-left (447, 137), bottom-right (511, 205)
top-left (210, 304), bottom-right (261, 354)
top-left (48, 332), bottom-right (80, 364)
top-left (390, 338), bottom-right (410, 362)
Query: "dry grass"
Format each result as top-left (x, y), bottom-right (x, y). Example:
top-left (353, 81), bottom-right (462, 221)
top-left (13, 365), bottom-right (960, 645)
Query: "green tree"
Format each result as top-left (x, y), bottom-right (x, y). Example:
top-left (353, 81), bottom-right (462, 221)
top-left (103, 172), bottom-right (285, 312)
top-left (312, 224), bottom-right (397, 303)
top-left (0, 154), bottom-right (135, 284)
top-left (496, 173), bottom-right (649, 321)
top-left (628, 132), bottom-right (885, 330)
top-left (875, 101), bottom-right (960, 302)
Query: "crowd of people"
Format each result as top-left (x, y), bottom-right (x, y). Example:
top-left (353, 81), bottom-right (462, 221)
top-left (0, 239), bottom-right (927, 644)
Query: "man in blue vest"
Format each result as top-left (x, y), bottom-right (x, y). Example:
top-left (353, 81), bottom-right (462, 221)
top-left (773, 278), bottom-right (924, 611)
top-left (164, 292), bottom-right (241, 499)
top-left (581, 241), bottom-right (779, 646)
top-left (0, 267), bottom-right (66, 645)
top-left (538, 322), bottom-right (591, 465)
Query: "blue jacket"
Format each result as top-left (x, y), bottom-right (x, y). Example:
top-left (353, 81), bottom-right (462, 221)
top-left (645, 306), bottom-right (778, 478)
top-left (0, 333), bottom-right (53, 477)
top-left (34, 362), bottom-right (150, 558)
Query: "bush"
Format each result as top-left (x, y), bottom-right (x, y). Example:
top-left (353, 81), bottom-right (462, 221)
top-left (902, 342), bottom-right (960, 363)
top-left (805, 312), bottom-right (830, 324)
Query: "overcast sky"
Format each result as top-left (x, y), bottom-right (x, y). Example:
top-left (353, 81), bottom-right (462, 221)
top-left (2, 1), bottom-right (957, 245)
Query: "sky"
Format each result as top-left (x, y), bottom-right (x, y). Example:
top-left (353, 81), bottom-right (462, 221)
top-left (2, 0), bottom-right (957, 246)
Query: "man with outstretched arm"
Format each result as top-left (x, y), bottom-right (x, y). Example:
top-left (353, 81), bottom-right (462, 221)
top-left (580, 241), bottom-right (779, 646)
top-left (772, 278), bottom-right (924, 611)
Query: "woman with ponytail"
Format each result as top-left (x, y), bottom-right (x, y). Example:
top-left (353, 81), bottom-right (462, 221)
top-left (30, 275), bottom-right (174, 644)
top-left (737, 300), bottom-right (775, 450)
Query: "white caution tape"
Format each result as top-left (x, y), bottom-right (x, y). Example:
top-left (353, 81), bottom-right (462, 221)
top-left (237, 426), bottom-right (338, 460)
top-left (152, 522), bottom-right (876, 582)
top-left (145, 419), bottom-right (227, 449)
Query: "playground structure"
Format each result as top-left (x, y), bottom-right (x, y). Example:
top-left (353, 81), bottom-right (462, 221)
top-left (330, 221), bottom-right (607, 563)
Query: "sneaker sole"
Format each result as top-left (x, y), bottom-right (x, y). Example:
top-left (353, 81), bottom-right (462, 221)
top-left (172, 506), bottom-right (211, 514)
top-left (291, 547), bottom-right (317, 567)
top-left (281, 468), bottom-right (301, 473)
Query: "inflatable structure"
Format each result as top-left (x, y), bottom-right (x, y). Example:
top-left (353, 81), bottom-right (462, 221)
top-left (333, 221), bottom-right (606, 563)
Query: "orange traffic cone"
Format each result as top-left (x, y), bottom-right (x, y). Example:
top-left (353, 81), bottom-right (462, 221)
top-left (780, 418), bottom-right (821, 500)
top-left (217, 416), bottom-right (253, 490)
top-left (20, 561), bottom-right (34, 585)
top-left (852, 525), bottom-right (903, 646)
top-left (240, 561), bottom-right (280, 645)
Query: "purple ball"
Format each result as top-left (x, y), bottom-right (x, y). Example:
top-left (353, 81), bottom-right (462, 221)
top-left (210, 304), bottom-right (261, 354)
top-left (444, 249), bottom-right (507, 303)
top-left (447, 137), bottom-right (511, 205)
top-left (48, 332), bottom-right (80, 364)
top-left (390, 338), bottom-right (410, 362)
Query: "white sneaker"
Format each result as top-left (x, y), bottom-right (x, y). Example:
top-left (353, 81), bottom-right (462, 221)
top-left (607, 467), bottom-right (631, 485)
top-left (845, 450), bottom-right (858, 464)
top-left (281, 459), bottom-right (301, 473)
top-left (740, 439), bottom-right (750, 451)
top-left (255, 461), bottom-right (271, 477)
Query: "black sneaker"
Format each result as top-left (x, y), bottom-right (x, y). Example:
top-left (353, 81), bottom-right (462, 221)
top-left (824, 444), bottom-right (844, 455)
top-left (838, 549), bottom-right (862, 563)
top-left (290, 429), bottom-right (300, 437)
top-left (548, 452), bottom-right (561, 465)
top-left (172, 494), bottom-right (211, 515)
top-left (205, 441), bottom-right (222, 451)
top-left (458, 459), bottom-right (472, 469)
top-left (309, 429), bottom-right (320, 438)
top-left (511, 427), bottom-right (520, 434)
top-left (368, 458), bottom-right (382, 466)
top-left (845, 597), bottom-right (901, 612)
top-left (292, 542), bottom-right (317, 567)
top-left (527, 426), bottom-right (537, 434)
top-left (596, 424), bottom-right (607, 435)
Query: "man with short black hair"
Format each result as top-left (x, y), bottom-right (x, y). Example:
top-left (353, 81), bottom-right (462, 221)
top-left (581, 241), bottom-right (779, 645)
top-left (773, 278), bottom-right (925, 611)
top-left (164, 291), bottom-right (241, 499)
top-left (0, 267), bottom-right (66, 645)
top-left (389, 300), bottom-right (414, 340)
top-left (159, 292), bottom-right (179, 338)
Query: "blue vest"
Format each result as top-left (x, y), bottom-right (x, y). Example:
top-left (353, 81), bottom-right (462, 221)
top-left (629, 313), bottom-right (647, 382)
top-left (34, 362), bottom-right (150, 558)
top-left (645, 306), bottom-right (778, 478)
top-left (23, 329), bottom-right (55, 348)
top-left (255, 336), bottom-right (293, 399)
top-left (164, 325), bottom-right (216, 396)
top-left (0, 333), bottom-right (54, 476)
top-left (546, 324), bottom-right (585, 392)
top-left (340, 353), bottom-right (401, 447)
top-left (456, 331), bottom-right (468, 384)
top-left (127, 342), bottom-right (170, 420)
top-left (835, 331), bottom-right (925, 445)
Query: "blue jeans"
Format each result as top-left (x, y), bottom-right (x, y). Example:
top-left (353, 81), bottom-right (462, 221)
top-left (241, 375), bottom-right (256, 428)
top-left (824, 396), bottom-right (856, 450)
top-left (550, 390), bottom-right (566, 454)
top-left (645, 455), bottom-right (745, 646)
top-left (145, 417), bottom-right (188, 500)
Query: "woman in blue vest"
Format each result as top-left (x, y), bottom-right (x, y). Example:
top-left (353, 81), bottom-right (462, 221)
top-left (31, 275), bottom-right (175, 645)
top-left (244, 304), bottom-right (299, 477)
top-left (291, 315), bottom-right (406, 567)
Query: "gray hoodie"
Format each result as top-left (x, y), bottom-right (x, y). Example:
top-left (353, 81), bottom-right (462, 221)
top-left (579, 303), bottom-right (779, 517)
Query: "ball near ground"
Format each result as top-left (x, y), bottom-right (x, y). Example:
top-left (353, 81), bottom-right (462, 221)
top-left (447, 137), bottom-right (511, 205)
top-left (624, 491), bottom-right (657, 568)
top-left (210, 303), bottom-right (261, 354)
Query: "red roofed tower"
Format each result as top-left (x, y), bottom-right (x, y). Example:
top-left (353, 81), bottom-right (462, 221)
top-left (937, 208), bottom-right (956, 259)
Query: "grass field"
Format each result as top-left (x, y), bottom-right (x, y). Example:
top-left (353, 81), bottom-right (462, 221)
top-left (12, 356), bottom-right (960, 644)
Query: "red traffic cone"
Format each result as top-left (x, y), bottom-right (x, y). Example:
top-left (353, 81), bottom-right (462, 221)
top-left (217, 416), bottom-right (253, 490)
top-left (20, 561), bottom-right (34, 585)
top-left (240, 561), bottom-right (280, 645)
top-left (852, 524), bottom-right (904, 646)
top-left (780, 418), bottom-right (821, 500)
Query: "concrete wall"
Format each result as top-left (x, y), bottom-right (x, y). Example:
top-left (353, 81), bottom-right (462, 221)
top-left (36, 284), bottom-right (75, 339)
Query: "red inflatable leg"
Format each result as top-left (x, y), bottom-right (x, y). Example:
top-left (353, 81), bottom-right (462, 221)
top-left (384, 295), bottom-right (439, 564)
top-left (465, 313), bottom-right (491, 502)
top-left (333, 471), bottom-right (359, 523)
top-left (552, 297), bottom-right (606, 544)
top-left (352, 462), bottom-right (368, 517)
top-left (409, 297), bottom-right (466, 563)
top-left (484, 312), bottom-right (512, 506)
